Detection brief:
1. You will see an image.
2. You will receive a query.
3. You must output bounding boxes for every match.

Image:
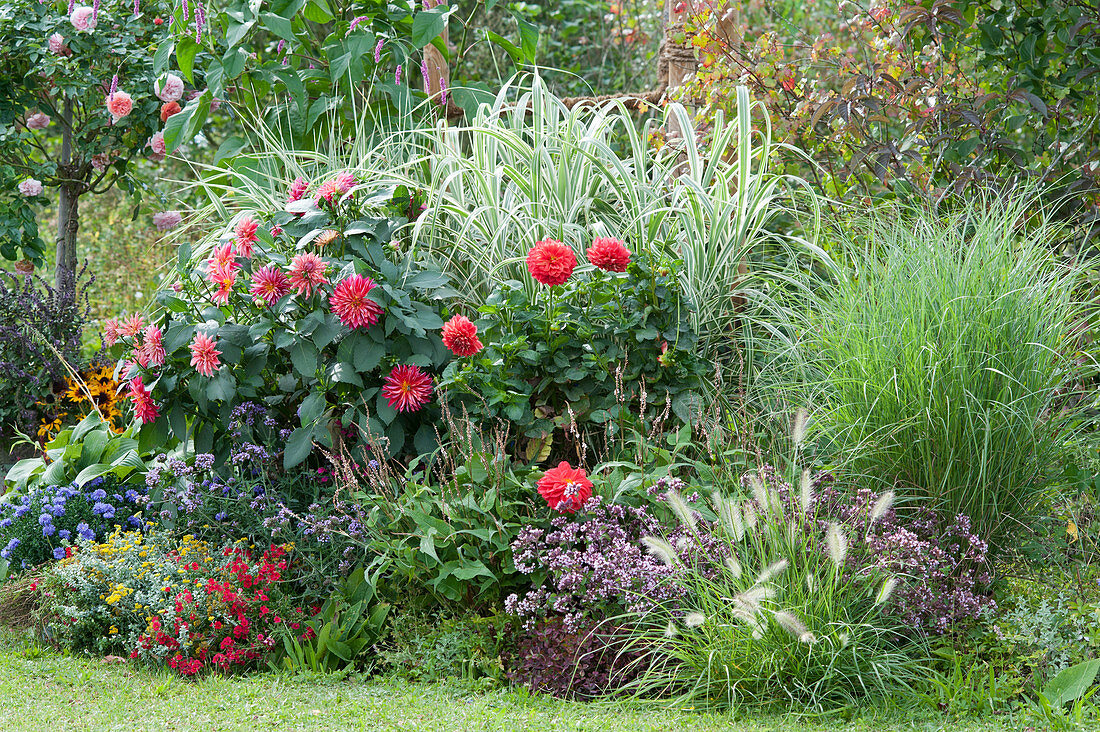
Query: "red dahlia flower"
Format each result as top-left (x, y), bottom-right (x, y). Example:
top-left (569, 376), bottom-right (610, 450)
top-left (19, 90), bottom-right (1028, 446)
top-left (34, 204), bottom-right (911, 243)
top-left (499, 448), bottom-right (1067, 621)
top-left (526, 239), bottom-right (576, 286)
top-left (441, 314), bottom-right (483, 357)
top-left (381, 364), bottom-right (433, 412)
top-left (586, 237), bottom-right (631, 272)
top-left (249, 264), bottom-right (291, 305)
top-left (536, 462), bottom-right (593, 513)
top-left (330, 274), bottom-right (383, 329)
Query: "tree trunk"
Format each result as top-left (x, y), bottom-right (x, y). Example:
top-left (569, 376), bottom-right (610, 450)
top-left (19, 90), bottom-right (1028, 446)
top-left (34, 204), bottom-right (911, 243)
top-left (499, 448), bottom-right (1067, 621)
top-left (55, 98), bottom-right (78, 308)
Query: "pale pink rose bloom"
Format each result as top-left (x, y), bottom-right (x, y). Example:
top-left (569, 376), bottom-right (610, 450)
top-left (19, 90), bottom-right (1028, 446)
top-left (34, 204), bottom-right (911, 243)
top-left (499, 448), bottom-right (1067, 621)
top-left (91, 153), bottom-right (109, 172)
top-left (156, 74), bottom-right (184, 103)
top-left (148, 131), bottom-right (166, 155)
top-left (153, 211), bottom-right (182, 231)
top-left (70, 6), bottom-right (97, 32)
top-left (48, 33), bottom-right (68, 55)
top-left (26, 113), bottom-right (50, 130)
top-left (107, 91), bottom-right (133, 121)
top-left (19, 179), bottom-right (44, 197)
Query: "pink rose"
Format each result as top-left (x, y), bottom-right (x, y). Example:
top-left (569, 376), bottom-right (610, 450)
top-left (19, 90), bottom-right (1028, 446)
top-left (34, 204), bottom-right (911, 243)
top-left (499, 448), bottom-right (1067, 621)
top-left (153, 211), bottom-right (182, 231)
top-left (26, 113), bottom-right (50, 130)
top-left (91, 153), bottom-right (110, 172)
top-left (48, 33), bottom-right (68, 55)
top-left (70, 6), bottom-right (97, 32)
top-left (18, 179), bottom-right (44, 197)
top-left (106, 91), bottom-right (133, 122)
top-left (148, 131), bottom-right (166, 155)
top-left (156, 74), bottom-right (184, 103)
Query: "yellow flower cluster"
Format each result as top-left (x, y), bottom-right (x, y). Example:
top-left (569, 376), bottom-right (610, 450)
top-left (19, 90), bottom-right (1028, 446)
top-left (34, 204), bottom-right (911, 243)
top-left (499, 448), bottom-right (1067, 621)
top-left (36, 363), bottom-right (125, 442)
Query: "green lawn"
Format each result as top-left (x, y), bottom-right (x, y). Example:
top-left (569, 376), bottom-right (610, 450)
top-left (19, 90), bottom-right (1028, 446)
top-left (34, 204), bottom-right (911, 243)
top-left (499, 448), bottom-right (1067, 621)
top-left (0, 631), bottom-right (1012, 732)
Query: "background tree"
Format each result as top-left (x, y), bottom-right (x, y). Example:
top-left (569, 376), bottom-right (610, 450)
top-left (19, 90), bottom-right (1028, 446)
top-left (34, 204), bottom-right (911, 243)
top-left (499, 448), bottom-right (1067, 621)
top-left (0, 0), bottom-right (179, 307)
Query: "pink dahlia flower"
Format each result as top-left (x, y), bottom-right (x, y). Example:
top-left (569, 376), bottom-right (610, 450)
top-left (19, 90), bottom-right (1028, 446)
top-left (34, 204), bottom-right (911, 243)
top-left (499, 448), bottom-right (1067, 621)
top-left (18, 178), bottom-right (43, 197)
top-left (120, 313), bottom-right (146, 337)
top-left (288, 252), bottom-right (328, 296)
top-left (287, 176), bottom-right (309, 203)
top-left (70, 6), bottom-right (97, 32)
top-left (127, 377), bottom-right (160, 424)
top-left (330, 274), bottom-right (383, 329)
top-left (142, 325), bottom-right (166, 367)
top-left (102, 318), bottom-right (121, 346)
top-left (189, 332), bottom-right (222, 377)
top-left (234, 216), bottom-right (259, 258)
top-left (381, 364), bottom-right (433, 413)
top-left (249, 264), bottom-right (292, 305)
top-left (156, 73), bottom-right (184, 103)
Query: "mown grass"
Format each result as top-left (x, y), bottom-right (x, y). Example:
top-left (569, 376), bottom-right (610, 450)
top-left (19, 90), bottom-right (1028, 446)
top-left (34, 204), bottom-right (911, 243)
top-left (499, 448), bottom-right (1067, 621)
top-left (0, 629), bottom-right (1015, 732)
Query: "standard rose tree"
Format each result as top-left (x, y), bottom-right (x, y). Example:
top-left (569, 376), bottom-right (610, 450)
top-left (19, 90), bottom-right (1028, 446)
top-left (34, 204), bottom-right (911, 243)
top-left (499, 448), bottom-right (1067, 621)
top-left (0, 0), bottom-right (190, 301)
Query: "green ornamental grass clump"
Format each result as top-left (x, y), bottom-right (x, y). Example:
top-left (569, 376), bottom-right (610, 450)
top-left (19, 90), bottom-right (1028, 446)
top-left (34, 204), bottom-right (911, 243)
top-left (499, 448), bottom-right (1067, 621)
top-left (806, 196), bottom-right (1094, 544)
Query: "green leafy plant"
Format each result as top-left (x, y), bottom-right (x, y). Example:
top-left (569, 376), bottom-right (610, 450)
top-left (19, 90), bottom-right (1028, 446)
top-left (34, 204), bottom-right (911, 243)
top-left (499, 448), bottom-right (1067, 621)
top-left (4, 413), bottom-right (151, 493)
top-left (275, 565), bottom-right (391, 673)
top-left (109, 174), bottom-right (454, 468)
top-left (440, 247), bottom-right (707, 463)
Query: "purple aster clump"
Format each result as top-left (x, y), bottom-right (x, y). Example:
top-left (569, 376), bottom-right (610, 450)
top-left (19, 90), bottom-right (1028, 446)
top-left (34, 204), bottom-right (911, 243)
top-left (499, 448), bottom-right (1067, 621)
top-left (0, 476), bottom-right (146, 573)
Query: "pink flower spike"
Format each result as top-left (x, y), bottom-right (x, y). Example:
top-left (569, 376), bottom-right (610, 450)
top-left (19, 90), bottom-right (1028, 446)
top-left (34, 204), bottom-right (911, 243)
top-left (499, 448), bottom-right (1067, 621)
top-left (189, 332), bottom-right (222, 377)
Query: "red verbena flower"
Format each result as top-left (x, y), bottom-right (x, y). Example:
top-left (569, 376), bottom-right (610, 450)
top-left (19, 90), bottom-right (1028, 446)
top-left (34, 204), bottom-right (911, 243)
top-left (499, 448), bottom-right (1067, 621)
top-left (586, 237), bottom-right (631, 272)
top-left (127, 377), bottom-right (160, 424)
top-left (330, 274), bottom-right (383, 329)
top-left (381, 364), bottom-right (433, 413)
top-left (526, 239), bottom-right (576, 286)
top-left (536, 462), bottom-right (593, 513)
top-left (189, 332), bottom-right (222, 377)
top-left (287, 252), bottom-right (328, 296)
top-left (234, 216), bottom-right (259, 258)
top-left (441, 314), bottom-right (483, 357)
top-left (142, 324), bottom-right (166, 367)
top-left (249, 264), bottom-right (291, 305)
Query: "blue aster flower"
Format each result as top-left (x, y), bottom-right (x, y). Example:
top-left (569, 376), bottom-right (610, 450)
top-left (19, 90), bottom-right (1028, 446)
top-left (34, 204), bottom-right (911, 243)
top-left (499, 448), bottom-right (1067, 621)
top-left (52, 547), bottom-right (66, 561)
top-left (59, 529), bottom-right (71, 540)
top-left (89, 488), bottom-right (108, 501)
top-left (1, 538), bottom-right (19, 559)
top-left (42, 524), bottom-right (56, 537)
top-left (77, 522), bottom-right (95, 541)
top-left (92, 502), bottom-right (115, 518)
top-left (38, 513), bottom-right (53, 526)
